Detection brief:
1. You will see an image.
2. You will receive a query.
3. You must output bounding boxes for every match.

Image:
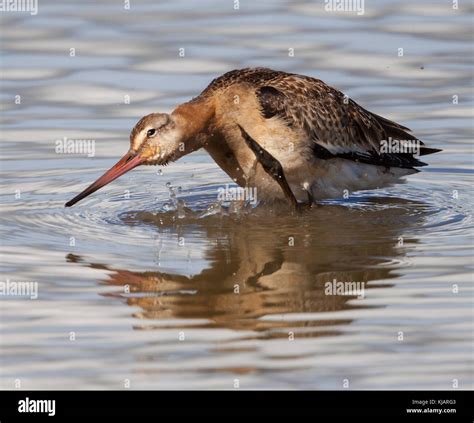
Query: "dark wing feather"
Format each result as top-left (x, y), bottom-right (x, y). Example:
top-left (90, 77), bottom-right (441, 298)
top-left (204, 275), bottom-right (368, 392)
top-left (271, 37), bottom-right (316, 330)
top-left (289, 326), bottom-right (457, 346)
top-left (200, 68), bottom-right (440, 168)
top-left (256, 86), bottom-right (288, 119)
top-left (250, 71), bottom-right (440, 169)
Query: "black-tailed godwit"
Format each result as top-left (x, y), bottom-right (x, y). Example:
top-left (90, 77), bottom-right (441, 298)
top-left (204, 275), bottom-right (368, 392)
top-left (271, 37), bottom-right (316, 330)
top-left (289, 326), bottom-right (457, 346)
top-left (65, 67), bottom-right (440, 209)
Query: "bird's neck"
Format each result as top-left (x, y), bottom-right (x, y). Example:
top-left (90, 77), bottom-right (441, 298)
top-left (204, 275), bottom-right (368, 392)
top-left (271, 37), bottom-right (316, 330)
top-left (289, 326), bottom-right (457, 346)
top-left (171, 98), bottom-right (215, 146)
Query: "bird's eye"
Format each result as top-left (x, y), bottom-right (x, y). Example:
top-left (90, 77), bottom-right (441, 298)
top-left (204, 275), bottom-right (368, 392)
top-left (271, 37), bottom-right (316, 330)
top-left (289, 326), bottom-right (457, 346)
top-left (147, 129), bottom-right (156, 137)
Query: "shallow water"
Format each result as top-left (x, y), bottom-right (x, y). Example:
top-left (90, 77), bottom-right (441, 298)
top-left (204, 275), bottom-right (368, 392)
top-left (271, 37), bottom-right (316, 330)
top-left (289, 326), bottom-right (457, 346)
top-left (1, 0), bottom-right (473, 389)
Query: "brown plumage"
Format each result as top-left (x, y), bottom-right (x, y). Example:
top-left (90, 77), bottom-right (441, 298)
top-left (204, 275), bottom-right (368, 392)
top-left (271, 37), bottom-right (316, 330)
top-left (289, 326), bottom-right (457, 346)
top-left (202, 68), bottom-right (438, 166)
top-left (65, 67), bottom-right (441, 209)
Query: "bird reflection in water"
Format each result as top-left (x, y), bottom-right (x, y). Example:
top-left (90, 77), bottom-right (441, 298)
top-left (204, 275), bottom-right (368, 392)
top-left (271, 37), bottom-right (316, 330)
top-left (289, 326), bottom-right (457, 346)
top-left (67, 198), bottom-right (427, 337)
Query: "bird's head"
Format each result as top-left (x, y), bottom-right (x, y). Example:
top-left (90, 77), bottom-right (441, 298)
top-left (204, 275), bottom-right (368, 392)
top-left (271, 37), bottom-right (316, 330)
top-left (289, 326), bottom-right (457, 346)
top-left (65, 112), bottom-right (186, 207)
top-left (129, 113), bottom-right (185, 166)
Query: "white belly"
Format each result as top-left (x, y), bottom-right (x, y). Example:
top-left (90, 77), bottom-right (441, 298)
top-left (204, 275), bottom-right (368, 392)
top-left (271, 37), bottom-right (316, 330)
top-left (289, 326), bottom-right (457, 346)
top-left (246, 154), bottom-right (416, 203)
top-left (305, 158), bottom-right (416, 200)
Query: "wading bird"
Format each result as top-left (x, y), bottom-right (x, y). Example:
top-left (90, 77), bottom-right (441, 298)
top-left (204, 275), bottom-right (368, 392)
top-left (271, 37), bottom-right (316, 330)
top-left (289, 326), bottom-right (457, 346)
top-left (65, 67), bottom-right (440, 210)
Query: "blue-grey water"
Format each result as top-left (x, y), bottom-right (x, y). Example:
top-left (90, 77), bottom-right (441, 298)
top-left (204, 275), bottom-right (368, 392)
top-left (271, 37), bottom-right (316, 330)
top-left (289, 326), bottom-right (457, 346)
top-left (0, 0), bottom-right (473, 389)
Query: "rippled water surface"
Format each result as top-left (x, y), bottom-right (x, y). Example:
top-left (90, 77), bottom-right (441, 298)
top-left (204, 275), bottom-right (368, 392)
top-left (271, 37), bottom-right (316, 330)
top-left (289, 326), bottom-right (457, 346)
top-left (1, 0), bottom-right (473, 389)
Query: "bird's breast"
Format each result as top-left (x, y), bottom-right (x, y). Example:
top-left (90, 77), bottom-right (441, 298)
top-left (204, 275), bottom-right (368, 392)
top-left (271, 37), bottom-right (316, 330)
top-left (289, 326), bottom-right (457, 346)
top-left (204, 121), bottom-right (318, 202)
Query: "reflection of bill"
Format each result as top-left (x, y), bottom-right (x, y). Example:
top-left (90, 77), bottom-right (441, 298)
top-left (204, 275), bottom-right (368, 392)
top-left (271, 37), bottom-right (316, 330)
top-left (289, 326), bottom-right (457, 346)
top-left (66, 198), bottom-right (426, 333)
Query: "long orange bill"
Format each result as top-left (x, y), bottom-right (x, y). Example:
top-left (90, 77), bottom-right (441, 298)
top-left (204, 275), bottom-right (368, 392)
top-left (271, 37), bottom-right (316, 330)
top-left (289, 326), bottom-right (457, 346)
top-left (65, 151), bottom-right (144, 207)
